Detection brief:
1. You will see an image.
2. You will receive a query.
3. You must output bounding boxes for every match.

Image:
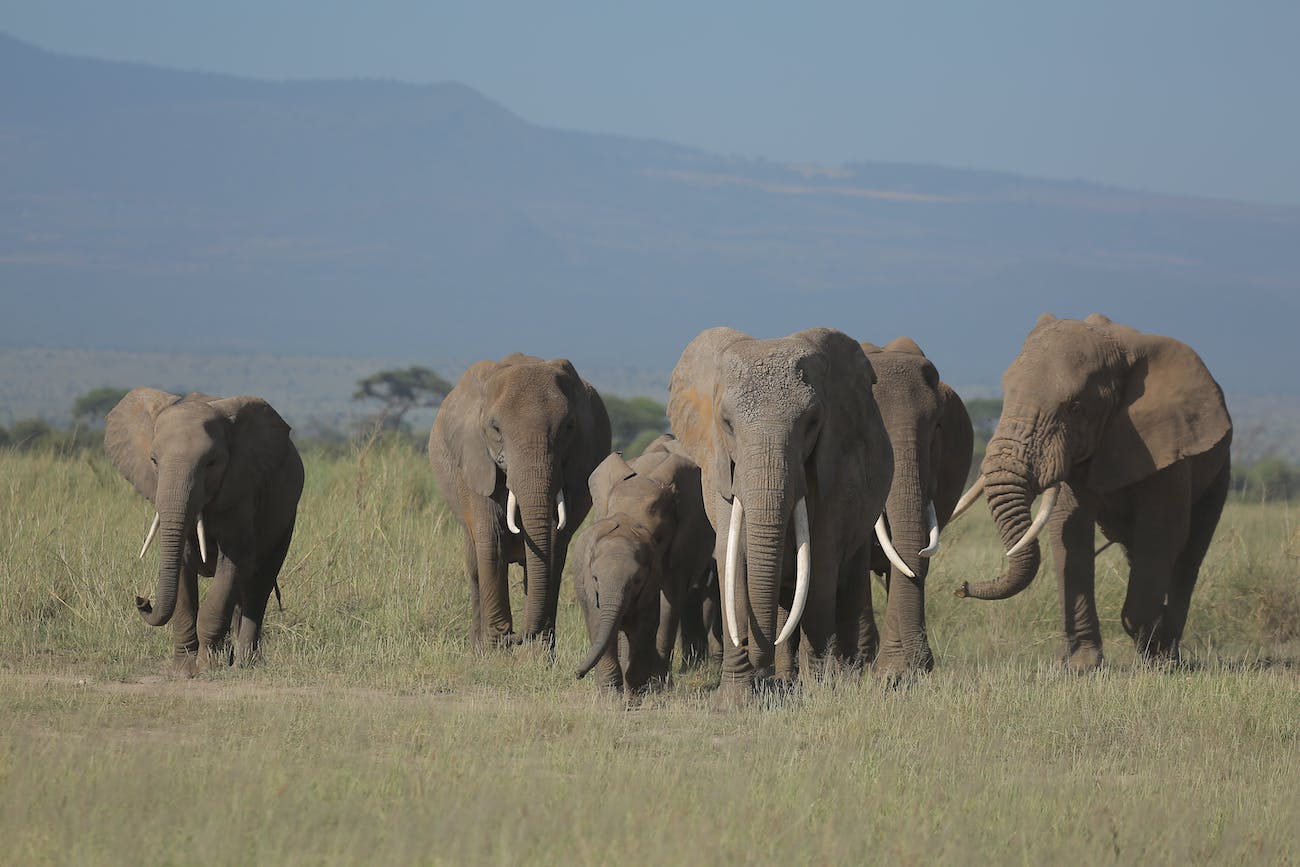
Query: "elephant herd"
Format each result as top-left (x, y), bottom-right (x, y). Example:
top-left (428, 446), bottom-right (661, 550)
top-left (106, 313), bottom-right (1233, 699)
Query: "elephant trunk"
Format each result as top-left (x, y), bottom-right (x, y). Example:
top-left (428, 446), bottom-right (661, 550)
top-left (878, 442), bottom-right (934, 666)
top-left (956, 466), bottom-right (1041, 600)
top-left (136, 463), bottom-right (199, 626)
top-left (740, 462), bottom-right (796, 671)
top-left (575, 586), bottom-right (627, 679)
top-left (514, 440), bottom-right (559, 643)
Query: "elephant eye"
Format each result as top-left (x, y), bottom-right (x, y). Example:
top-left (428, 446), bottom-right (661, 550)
top-left (1069, 400), bottom-right (1083, 415)
top-left (149, 456), bottom-right (157, 466)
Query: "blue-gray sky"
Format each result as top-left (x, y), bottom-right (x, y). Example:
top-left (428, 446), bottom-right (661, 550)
top-left (4, 1), bottom-right (1298, 205)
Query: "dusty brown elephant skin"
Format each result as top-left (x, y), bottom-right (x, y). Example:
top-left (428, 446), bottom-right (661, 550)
top-left (572, 435), bottom-right (717, 694)
top-left (105, 388), bottom-right (304, 674)
top-left (956, 313), bottom-right (1232, 671)
top-left (430, 354), bottom-right (611, 652)
top-left (668, 327), bottom-right (893, 697)
top-left (861, 338), bottom-right (973, 679)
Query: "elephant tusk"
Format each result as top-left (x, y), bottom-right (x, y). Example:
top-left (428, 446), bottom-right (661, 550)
top-left (723, 495), bottom-right (743, 647)
top-left (949, 475), bottom-right (986, 524)
top-left (556, 489), bottom-right (567, 532)
top-left (1006, 484), bottom-right (1060, 557)
top-left (506, 489), bottom-right (521, 534)
top-left (196, 513), bottom-right (210, 564)
top-left (138, 513), bottom-right (160, 559)
top-left (875, 515), bottom-right (916, 579)
top-left (776, 498), bottom-right (811, 645)
top-left (918, 502), bottom-right (941, 557)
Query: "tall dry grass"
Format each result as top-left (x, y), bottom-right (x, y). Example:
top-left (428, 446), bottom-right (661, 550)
top-left (1, 445), bottom-right (1297, 864)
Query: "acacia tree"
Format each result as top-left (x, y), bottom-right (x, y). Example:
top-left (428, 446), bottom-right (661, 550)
top-left (71, 387), bottom-right (129, 427)
top-left (353, 366), bottom-right (452, 430)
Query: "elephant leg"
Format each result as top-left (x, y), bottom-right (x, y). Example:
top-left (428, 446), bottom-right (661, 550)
top-left (626, 614), bottom-right (664, 693)
top-left (461, 531), bottom-right (483, 649)
top-left (774, 603), bottom-right (799, 683)
top-left (1048, 482), bottom-right (1104, 672)
top-left (835, 571), bottom-right (868, 669)
top-left (232, 526), bottom-right (293, 667)
top-left (1121, 469), bottom-right (1191, 662)
top-left (655, 590), bottom-right (680, 679)
top-left (170, 562), bottom-right (201, 675)
top-left (676, 582), bottom-right (707, 668)
top-left (702, 568), bottom-right (724, 665)
top-left (797, 543), bottom-right (844, 682)
top-left (469, 500), bottom-right (513, 647)
top-left (1161, 459), bottom-right (1230, 657)
top-left (197, 555), bottom-right (239, 668)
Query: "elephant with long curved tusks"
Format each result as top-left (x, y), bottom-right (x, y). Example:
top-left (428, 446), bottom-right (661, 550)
top-left (860, 338), bottom-right (973, 679)
top-left (668, 327), bottom-right (893, 698)
top-left (951, 313), bottom-right (1232, 671)
top-left (572, 435), bottom-right (717, 695)
top-left (429, 354), bottom-right (611, 653)
top-left (105, 388), bottom-right (304, 674)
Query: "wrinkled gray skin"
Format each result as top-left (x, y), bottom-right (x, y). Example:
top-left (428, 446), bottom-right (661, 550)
top-left (430, 354), bottom-right (611, 652)
top-left (668, 327), bottom-right (893, 697)
top-left (571, 435), bottom-right (717, 694)
top-left (861, 338), bottom-right (973, 678)
top-left (960, 314), bottom-right (1232, 671)
top-left (105, 388), bottom-right (304, 674)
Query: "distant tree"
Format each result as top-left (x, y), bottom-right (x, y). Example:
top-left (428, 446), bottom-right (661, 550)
top-left (353, 366), bottom-right (452, 430)
top-left (10, 418), bottom-right (55, 450)
top-left (71, 386), bottom-right (130, 426)
top-left (1238, 456), bottom-right (1300, 502)
top-left (603, 395), bottom-right (668, 454)
top-left (0, 425), bottom-right (10, 449)
top-left (965, 398), bottom-right (1003, 485)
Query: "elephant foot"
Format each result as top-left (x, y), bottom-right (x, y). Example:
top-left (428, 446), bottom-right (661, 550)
top-left (1136, 633), bottom-right (1181, 667)
top-left (1062, 643), bottom-right (1104, 674)
top-left (710, 677), bottom-right (755, 710)
top-left (171, 649), bottom-right (199, 678)
top-left (872, 646), bottom-right (934, 687)
top-left (199, 638), bottom-right (234, 670)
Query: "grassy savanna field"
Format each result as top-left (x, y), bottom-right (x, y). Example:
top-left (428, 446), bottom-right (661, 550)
top-left (2, 444), bottom-right (1298, 865)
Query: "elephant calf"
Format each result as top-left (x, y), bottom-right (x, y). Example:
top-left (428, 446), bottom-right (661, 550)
top-left (572, 436), bottom-right (717, 693)
top-left (106, 388), bottom-right (304, 674)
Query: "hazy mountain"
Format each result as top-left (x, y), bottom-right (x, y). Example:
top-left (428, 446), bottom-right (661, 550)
top-left (2, 32), bottom-right (1298, 393)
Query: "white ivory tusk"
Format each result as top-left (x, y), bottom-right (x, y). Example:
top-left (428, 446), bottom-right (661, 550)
top-left (723, 496), bottom-right (743, 647)
top-left (949, 475), bottom-right (986, 524)
top-left (776, 498), bottom-right (811, 645)
top-left (1006, 484), bottom-right (1061, 557)
top-left (196, 513), bottom-right (209, 564)
top-left (506, 489), bottom-right (521, 534)
top-left (918, 502), bottom-right (941, 557)
top-left (875, 515), bottom-right (916, 579)
top-left (139, 513), bottom-right (160, 559)
top-left (556, 489), bottom-right (567, 531)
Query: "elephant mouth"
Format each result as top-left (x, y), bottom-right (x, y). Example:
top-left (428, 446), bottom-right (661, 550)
top-left (721, 495), bottom-right (811, 649)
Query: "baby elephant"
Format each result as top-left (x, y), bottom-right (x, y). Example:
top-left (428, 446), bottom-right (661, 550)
top-left (106, 388), bottom-right (304, 674)
top-left (572, 436), bottom-right (716, 693)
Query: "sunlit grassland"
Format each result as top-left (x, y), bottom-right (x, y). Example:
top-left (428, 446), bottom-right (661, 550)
top-left (1, 445), bottom-right (1297, 864)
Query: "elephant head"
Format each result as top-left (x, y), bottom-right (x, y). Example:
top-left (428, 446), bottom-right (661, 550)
top-left (105, 388), bottom-right (293, 627)
top-left (862, 338), bottom-right (973, 671)
top-left (574, 452), bottom-right (677, 679)
top-left (956, 313), bottom-right (1231, 600)
top-left (668, 327), bottom-right (891, 673)
top-left (433, 354), bottom-right (610, 642)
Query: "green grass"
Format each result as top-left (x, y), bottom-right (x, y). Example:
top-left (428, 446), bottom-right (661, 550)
top-left (1, 446), bottom-right (1298, 865)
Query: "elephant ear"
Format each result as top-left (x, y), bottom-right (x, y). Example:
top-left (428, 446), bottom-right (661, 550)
top-left (1088, 332), bottom-right (1232, 494)
top-left (932, 382), bottom-right (974, 526)
top-left (800, 328), bottom-right (893, 525)
top-left (668, 328), bottom-right (750, 501)
top-left (588, 452), bottom-right (636, 518)
top-left (553, 360), bottom-right (612, 521)
top-left (207, 396), bottom-right (293, 511)
top-left (104, 387), bottom-right (180, 503)
top-left (436, 360), bottom-right (500, 497)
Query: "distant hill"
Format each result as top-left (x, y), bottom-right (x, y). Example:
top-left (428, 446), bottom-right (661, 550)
top-left (2, 32), bottom-right (1298, 393)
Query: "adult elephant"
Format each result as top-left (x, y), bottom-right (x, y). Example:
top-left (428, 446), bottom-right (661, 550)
top-left (668, 327), bottom-right (893, 696)
top-left (430, 354), bottom-right (610, 651)
top-left (572, 435), bottom-right (716, 693)
top-left (105, 388), bottom-right (304, 673)
top-left (954, 314), bottom-right (1232, 670)
top-left (862, 338), bottom-right (973, 678)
